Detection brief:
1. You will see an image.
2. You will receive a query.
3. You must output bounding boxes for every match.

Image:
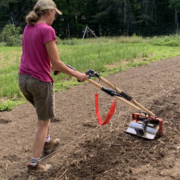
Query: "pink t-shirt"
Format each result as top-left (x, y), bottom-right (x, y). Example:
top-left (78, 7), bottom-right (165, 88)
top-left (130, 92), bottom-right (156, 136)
top-left (19, 23), bottom-right (57, 82)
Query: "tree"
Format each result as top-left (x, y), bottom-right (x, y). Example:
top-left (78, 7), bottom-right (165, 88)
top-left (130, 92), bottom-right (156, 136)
top-left (0, 0), bottom-right (18, 7)
top-left (0, 0), bottom-right (178, 38)
top-left (169, 0), bottom-right (180, 32)
top-left (0, 0), bottom-right (32, 32)
top-left (169, 0), bottom-right (180, 10)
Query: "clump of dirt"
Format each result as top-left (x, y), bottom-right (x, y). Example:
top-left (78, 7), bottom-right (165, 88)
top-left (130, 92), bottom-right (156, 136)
top-left (0, 119), bottom-right (12, 124)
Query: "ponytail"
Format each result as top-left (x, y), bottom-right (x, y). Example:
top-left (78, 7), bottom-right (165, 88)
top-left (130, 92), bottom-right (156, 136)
top-left (26, 11), bottom-right (39, 25)
top-left (25, 4), bottom-right (49, 25)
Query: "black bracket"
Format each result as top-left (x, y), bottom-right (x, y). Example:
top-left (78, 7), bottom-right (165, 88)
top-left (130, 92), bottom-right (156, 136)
top-left (101, 87), bottom-right (132, 101)
top-left (135, 118), bottom-right (159, 135)
top-left (85, 69), bottom-right (100, 79)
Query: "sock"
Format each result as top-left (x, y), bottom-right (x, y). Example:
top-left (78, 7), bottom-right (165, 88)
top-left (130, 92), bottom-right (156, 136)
top-left (30, 157), bottom-right (40, 166)
top-left (45, 134), bottom-right (51, 143)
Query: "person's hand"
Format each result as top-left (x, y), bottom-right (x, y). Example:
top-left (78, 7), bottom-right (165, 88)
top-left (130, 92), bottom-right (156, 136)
top-left (76, 72), bottom-right (88, 82)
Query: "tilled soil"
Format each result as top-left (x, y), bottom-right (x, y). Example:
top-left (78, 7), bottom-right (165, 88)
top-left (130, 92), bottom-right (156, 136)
top-left (1, 56), bottom-right (180, 180)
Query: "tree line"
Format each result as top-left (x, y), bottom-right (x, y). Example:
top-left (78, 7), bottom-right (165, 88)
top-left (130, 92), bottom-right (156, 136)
top-left (0, 0), bottom-right (180, 39)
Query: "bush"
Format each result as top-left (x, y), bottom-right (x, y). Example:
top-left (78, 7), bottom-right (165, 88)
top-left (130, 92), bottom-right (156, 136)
top-left (0, 24), bottom-right (22, 46)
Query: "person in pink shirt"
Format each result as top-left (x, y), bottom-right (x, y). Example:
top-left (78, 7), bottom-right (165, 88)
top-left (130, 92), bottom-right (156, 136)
top-left (18, 0), bottom-right (87, 174)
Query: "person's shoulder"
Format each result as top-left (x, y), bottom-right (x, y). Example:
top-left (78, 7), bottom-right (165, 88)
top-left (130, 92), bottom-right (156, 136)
top-left (38, 23), bottom-right (54, 30)
top-left (23, 24), bottom-right (33, 33)
top-left (25, 24), bottom-right (32, 29)
top-left (38, 24), bottom-right (55, 35)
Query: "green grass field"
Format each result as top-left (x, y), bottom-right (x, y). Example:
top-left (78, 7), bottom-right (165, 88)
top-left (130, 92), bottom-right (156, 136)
top-left (0, 35), bottom-right (180, 111)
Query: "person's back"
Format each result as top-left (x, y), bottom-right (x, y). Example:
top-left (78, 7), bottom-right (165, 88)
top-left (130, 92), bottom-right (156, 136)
top-left (19, 23), bottom-right (56, 82)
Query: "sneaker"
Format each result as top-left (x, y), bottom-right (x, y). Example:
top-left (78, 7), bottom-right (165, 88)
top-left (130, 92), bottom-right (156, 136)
top-left (43, 138), bottom-right (60, 154)
top-left (27, 161), bottom-right (52, 174)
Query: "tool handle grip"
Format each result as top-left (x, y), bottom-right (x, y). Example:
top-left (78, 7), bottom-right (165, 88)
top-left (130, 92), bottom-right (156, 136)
top-left (54, 71), bottom-right (59, 75)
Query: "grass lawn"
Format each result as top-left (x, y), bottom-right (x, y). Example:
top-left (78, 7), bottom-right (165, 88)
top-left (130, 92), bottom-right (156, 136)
top-left (0, 35), bottom-right (180, 111)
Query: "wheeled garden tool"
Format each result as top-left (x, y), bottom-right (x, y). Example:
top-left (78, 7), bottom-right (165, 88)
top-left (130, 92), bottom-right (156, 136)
top-left (84, 69), bottom-right (163, 140)
top-left (54, 66), bottom-right (163, 140)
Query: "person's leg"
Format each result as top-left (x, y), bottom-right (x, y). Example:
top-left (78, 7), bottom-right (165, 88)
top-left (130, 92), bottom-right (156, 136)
top-left (43, 120), bottom-right (60, 154)
top-left (32, 119), bottom-right (50, 158)
top-left (27, 119), bottom-right (52, 174)
top-left (45, 127), bottom-right (50, 142)
top-left (18, 75), bottom-right (53, 173)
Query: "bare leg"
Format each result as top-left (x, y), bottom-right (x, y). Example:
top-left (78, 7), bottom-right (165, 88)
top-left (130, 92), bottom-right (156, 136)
top-left (47, 120), bottom-right (50, 136)
top-left (32, 119), bottom-right (50, 158)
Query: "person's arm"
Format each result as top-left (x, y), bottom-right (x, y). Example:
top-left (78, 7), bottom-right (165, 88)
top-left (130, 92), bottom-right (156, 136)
top-left (50, 62), bottom-right (61, 75)
top-left (45, 40), bottom-right (87, 82)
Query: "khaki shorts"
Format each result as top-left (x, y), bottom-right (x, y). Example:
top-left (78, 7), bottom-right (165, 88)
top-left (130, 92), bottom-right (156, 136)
top-left (18, 73), bottom-right (55, 120)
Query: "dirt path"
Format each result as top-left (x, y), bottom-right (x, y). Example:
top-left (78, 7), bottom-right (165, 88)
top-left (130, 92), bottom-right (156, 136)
top-left (1, 56), bottom-right (180, 180)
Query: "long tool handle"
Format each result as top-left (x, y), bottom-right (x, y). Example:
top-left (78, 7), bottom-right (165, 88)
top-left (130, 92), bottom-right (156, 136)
top-left (99, 76), bottom-right (155, 117)
top-left (131, 99), bottom-right (155, 117)
top-left (87, 79), bottom-right (141, 111)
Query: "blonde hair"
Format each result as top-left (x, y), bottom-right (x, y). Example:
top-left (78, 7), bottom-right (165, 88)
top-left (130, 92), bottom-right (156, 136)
top-left (26, 4), bottom-right (49, 25)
